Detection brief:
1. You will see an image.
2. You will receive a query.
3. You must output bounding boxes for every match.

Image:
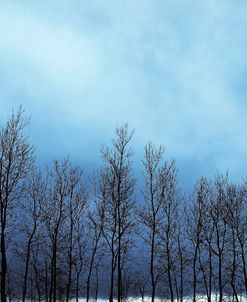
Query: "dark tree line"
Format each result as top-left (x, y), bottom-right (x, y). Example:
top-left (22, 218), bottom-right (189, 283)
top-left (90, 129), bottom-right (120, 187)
top-left (1, 108), bottom-right (247, 302)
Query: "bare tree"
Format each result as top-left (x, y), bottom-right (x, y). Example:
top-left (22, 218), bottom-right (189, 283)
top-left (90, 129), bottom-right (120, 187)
top-left (100, 124), bottom-right (136, 302)
top-left (19, 169), bottom-right (45, 302)
top-left (209, 174), bottom-right (229, 302)
top-left (74, 218), bottom-right (87, 302)
top-left (140, 143), bottom-right (175, 302)
top-left (65, 166), bottom-right (86, 302)
top-left (233, 181), bottom-right (247, 298)
top-left (42, 159), bottom-right (85, 302)
top-left (85, 179), bottom-right (106, 302)
top-left (158, 159), bottom-right (178, 302)
top-left (0, 108), bottom-right (34, 302)
top-left (186, 178), bottom-right (210, 302)
top-left (173, 202), bottom-right (188, 302)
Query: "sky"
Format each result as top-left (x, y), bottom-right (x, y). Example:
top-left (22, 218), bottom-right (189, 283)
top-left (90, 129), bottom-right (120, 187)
top-left (1, 0), bottom-right (247, 190)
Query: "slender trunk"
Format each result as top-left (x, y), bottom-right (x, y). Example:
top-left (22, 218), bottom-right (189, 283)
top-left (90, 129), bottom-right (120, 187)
top-left (150, 228), bottom-right (156, 302)
top-left (33, 261), bottom-right (41, 302)
top-left (172, 260), bottom-right (179, 302)
top-left (66, 224), bottom-right (73, 302)
top-left (22, 223), bottom-right (36, 302)
top-left (216, 227), bottom-right (224, 302)
top-left (49, 252), bottom-right (54, 302)
top-left (141, 291), bottom-right (144, 302)
top-left (149, 170), bottom-right (156, 302)
top-left (167, 240), bottom-right (174, 302)
top-left (192, 245), bottom-right (198, 302)
top-left (95, 264), bottom-right (100, 302)
top-left (75, 259), bottom-right (83, 302)
top-left (231, 229), bottom-right (239, 302)
top-left (53, 246), bottom-right (57, 302)
top-left (86, 228), bottom-right (102, 302)
top-left (117, 204), bottom-right (122, 302)
top-left (30, 270), bottom-right (34, 302)
top-left (1, 219), bottom-right (7, 302)
top-left (45, 261), bottom-right (49, 302)
top-left (109, 206), bottom-right (117, 302)
top-left (22, 240), bottom-right (31, 302)
top-left (75, 274), bottom-right (80, 302)
top-left (166, 228), bottom-right (174, 302)
top-left (76, 233), bottom-right (83, 302)
top-left (109, 254), bottom-right (115, 302)
top-left (240, 241), bottom-right (247, 296)
top-left (117, 154), bottom-right (124, 302)
top-left (208, 245), bottom-right (212, 302)
top-left (199, 248), bottom-right (209, 302)
top-left (218, 252), bottom-right (223, 302)
top-left (178, 238), bottom-right (184, 302)
top-left (86, 249), bottom-right (96, 302)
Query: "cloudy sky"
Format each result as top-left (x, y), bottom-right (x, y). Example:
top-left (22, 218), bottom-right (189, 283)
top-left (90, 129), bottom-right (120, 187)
top-left (1, 0), bottom-right (247, 189)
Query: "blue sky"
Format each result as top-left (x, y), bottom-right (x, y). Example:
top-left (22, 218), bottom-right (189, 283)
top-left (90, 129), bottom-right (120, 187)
top-left (1, 0), bottom-right (247, 189)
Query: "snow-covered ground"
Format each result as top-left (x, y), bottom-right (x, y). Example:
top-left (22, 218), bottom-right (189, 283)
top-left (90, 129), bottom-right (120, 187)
top-left (69, 296), bottom-right (247, 302)
top-left (8, 295), bottom-right (247, 302)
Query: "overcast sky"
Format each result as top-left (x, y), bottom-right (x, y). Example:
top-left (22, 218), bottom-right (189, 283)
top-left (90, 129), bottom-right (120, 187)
top-left (1, 0), bottom-right (247, 190)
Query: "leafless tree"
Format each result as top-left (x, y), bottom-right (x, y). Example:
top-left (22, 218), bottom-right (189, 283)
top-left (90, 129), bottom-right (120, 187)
top-left (209, 174), bottom-right (229, 302)
top-left (19, 169), bottom-right (45, 302)
top-left (173, 202), bottom-right (188, 302)
top-left (100, 124), bottom-right (136, 302)
top-left (85, 176), bottom-right (106, 302)
top-left (65, 166), bottom-right (86, 302)
top-left (186, 178), bottom-right (210, 302)
top-left (0, 108), bottom-right (34, 302)
top-left (139, 143), bottom-right (166, 302)
top-left (42, 159), bottom-right (85, 302)
top-left (234, 181), bottom-right (247, 298)
top-left (74, 218), bottom-right (87, 302)
top-left (158, 158), bottom-right (178, 302)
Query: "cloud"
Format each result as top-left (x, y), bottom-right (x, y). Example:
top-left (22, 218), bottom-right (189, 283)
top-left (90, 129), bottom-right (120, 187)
top-left (1, 0), bottom-right (247, 189)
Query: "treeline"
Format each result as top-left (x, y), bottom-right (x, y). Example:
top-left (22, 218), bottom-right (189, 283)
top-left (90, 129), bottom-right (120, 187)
top-left (1, 108), bottom-right (247, 302)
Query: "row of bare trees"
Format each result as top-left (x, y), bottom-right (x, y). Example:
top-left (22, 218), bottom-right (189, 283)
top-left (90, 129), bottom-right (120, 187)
top-left (1, 108), bottom-right (247, 302)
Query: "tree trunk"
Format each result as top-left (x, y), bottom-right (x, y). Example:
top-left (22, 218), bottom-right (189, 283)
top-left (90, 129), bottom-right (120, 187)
top-left (109, 255), bottom-right (115, 302)
top-left (22, 223), bottom-right (36, 302)
top-left (192, 245), bottom-right (198, 302)
top-left (167, 238), bottom-right (174, 302)
top-left (1, 221), bottom-right (7, 302)
top-left (117, 204), bottom-right (122, 302)
top-left (66, 224), bottom-right (73, 302)
top-left (151, 228), bottom-right (156, 302)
